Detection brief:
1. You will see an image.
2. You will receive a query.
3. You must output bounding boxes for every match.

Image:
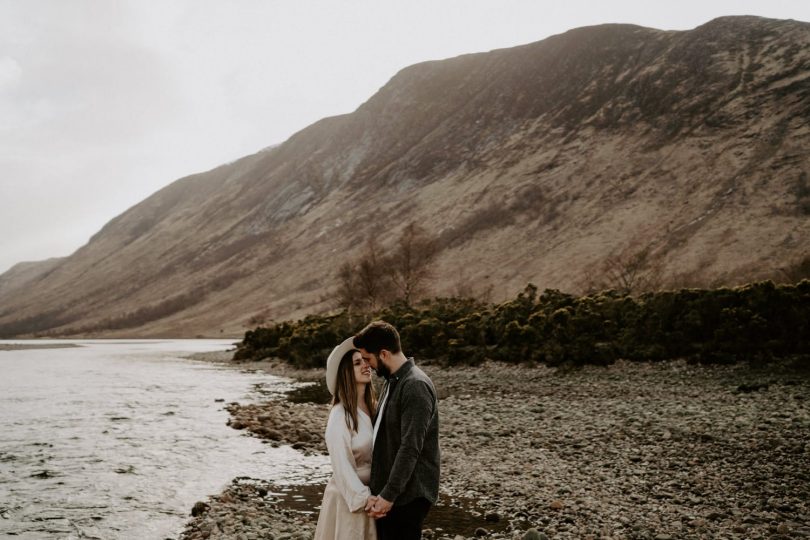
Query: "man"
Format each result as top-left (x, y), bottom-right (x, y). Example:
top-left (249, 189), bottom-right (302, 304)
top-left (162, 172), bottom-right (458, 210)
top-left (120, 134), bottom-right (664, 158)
top-left (353, 321), bottom-right (440, 539)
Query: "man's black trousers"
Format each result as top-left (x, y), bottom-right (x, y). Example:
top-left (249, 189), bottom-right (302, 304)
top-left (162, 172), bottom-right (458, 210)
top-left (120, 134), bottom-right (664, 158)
top-left (375, 497), bottom-right (431, 540)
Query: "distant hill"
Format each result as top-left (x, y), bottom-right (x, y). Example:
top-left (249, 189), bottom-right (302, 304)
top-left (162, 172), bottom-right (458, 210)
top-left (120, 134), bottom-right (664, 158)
top-left (1, 15), bottom-right (808, 338)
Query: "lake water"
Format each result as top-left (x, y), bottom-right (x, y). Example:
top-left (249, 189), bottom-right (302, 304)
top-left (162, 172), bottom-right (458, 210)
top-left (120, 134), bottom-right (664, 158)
top-left (0, 340), bottom-right (329, 540)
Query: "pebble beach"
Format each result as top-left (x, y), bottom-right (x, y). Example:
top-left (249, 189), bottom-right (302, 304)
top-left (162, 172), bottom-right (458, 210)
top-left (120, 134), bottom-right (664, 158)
top-left (181, 353), bottom-right (810, 540)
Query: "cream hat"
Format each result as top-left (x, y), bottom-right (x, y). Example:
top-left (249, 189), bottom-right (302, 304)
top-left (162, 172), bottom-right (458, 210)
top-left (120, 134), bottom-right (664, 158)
top-left (326, 336), bottom-right (357, 395)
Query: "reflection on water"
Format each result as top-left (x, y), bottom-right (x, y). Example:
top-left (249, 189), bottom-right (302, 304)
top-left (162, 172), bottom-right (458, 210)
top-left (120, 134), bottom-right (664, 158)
top-left (0, 340), bottom-right (329, 540)
top-left (275, 483), bottom-right (511, 536)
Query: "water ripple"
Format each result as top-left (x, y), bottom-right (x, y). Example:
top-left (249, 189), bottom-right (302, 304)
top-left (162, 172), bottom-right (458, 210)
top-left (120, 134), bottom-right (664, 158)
top-left (0, 339), bottom-right (329, 539)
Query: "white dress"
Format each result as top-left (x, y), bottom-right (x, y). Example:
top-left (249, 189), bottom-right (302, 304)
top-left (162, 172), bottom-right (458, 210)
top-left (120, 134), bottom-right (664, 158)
top-left (314, 404), bottom-right (378, 540)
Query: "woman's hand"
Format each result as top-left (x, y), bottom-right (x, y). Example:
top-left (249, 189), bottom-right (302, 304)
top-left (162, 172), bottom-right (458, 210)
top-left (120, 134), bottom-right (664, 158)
top-left (364, 495), bottom-right (378, 515)
top-left (366, 495), bottom-right (393, 519)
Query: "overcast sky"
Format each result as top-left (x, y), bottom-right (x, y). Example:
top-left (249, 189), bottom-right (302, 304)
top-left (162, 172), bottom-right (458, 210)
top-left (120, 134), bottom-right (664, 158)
top-left (1, 1), bottom-right (808, 274)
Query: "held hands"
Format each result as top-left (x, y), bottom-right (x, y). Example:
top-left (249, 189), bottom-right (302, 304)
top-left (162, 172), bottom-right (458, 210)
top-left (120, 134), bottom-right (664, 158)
top-left (364, 496), bottom-right (380, 518)
top-left (364, 495), bottom-right (393, 519)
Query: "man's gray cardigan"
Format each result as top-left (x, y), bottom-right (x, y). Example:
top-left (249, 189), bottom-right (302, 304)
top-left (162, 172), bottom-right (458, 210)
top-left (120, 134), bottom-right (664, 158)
top-left (371, 359), bottom-right (440, 506)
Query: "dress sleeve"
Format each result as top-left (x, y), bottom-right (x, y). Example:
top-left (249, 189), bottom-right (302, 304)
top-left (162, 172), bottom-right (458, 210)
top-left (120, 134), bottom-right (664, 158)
top-left (325, 406), bottom-right (371, 512)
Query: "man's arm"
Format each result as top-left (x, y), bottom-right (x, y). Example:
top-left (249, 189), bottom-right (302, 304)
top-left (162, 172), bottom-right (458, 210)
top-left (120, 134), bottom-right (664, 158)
top-left (378, 379), bottom-right (436, 503)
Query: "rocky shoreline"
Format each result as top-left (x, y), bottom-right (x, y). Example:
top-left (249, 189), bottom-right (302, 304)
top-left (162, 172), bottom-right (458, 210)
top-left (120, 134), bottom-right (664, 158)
top-left (0, 343), bottom-right (81, 351)
top-left (182, 352), bottom-right (810, 539)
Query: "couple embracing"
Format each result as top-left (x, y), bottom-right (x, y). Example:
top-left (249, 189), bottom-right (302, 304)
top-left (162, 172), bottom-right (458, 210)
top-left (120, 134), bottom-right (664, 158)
top-left (314, 321), bottom-right (440, 540)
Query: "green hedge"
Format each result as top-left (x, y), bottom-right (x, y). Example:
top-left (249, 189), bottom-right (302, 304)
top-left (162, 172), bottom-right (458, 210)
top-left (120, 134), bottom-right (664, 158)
top-left (235, 280), bottom-right (810, 367)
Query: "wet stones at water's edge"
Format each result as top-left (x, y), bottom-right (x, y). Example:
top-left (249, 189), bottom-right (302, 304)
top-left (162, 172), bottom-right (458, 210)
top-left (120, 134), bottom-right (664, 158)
top-left (180, 478), bottom-right (317, 540)
top-left (183, 355), bottom-right (810, 539)
top-left (225, 400), bottom-right (327, 456)
top-left (285, 379), bottom-right (332, 404)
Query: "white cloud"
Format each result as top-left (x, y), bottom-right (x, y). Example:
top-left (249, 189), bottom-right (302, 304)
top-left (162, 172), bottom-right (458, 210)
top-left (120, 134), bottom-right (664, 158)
top-left (0, 56), bottom-right (21, 90)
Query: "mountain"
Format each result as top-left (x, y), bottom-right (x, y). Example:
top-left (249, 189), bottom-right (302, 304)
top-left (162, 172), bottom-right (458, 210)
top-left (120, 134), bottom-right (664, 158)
top-left (1, 15), bottom-right (808, 338)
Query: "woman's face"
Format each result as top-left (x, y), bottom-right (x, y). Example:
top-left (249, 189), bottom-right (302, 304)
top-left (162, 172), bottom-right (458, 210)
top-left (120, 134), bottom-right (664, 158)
top-left (352, 351), bottom-right (372, 385)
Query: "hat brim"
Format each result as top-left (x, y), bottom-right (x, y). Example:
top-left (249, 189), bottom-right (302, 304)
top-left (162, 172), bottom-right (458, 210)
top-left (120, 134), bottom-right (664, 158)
top-left (326, 336), bottom-right (357, 395)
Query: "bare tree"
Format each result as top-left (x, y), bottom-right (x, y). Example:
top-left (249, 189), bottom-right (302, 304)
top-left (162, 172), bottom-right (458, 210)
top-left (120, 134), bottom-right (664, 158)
top-left (451, 269), bottom-right (475, 299)
top-left (335, 225), bottom-right (440, 311)
top-left (247, 309), bottom-right (271, 327)
top-left (336, 238), bottom-right (392, 312)
top-left (584, 246), bottom-right (663, 295)
top-left (336, 261), bottom-right (361, 311)
top-left (450, 269), bottom-right (494, 302)
top-left (779, 253), bottom-right (810, 284)
top-left (389, 223), bottom-right (438, 305)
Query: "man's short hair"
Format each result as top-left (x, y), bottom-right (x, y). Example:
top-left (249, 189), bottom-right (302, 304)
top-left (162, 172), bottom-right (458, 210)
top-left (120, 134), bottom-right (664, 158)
top-left (353, 320), bottom-right (401, 355)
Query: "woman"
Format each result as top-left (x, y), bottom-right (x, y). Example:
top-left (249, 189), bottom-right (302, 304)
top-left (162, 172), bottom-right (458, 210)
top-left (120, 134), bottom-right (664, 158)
top-left (314, 337), bottom-right (378, 540)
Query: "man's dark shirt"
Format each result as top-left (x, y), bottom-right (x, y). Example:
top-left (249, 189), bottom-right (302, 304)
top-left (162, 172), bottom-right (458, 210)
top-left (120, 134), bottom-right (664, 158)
top-left (371, 358), bottom-right (440, 506)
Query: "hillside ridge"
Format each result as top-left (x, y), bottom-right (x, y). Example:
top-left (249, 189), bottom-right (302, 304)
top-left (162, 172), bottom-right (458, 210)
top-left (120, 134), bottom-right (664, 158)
top-left (1, 15), bottom-right (808, 337)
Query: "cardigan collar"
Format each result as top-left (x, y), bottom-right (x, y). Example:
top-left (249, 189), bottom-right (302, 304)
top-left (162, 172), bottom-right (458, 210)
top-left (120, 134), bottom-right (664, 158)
top-left (385, 357), bottom-right (414, 383)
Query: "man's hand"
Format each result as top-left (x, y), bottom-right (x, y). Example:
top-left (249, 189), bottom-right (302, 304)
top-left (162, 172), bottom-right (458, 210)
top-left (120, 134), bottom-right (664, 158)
top-left (367, 496), bottom-right (393, 519)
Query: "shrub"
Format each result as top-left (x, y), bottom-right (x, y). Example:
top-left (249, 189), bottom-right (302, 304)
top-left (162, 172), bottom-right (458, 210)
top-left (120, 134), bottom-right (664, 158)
top-left (234, 280), bottom-right (810, 368)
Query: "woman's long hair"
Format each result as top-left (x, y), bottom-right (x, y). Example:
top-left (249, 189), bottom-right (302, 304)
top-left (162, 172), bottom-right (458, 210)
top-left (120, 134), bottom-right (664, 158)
top-left (332, 349), bottom-right (376, 432)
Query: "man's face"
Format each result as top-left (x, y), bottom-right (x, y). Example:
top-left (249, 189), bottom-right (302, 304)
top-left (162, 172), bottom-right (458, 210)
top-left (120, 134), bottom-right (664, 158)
top-left (359, 348), bottom-right (390, 378)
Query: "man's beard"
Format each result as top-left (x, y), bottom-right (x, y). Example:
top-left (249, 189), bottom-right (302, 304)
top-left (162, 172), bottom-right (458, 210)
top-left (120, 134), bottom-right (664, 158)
top-left (374, 358), bottom-right (391, 379)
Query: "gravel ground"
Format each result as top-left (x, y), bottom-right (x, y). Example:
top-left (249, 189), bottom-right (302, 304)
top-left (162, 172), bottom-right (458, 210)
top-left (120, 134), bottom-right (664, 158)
top-left (182, 353), bottom-right (810, 539)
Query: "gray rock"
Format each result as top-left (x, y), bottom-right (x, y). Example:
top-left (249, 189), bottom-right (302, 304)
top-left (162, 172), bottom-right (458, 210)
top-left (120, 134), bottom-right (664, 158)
top-left (191, 501), bottom-right (209, 517)
top-left (522, 529), bottom-right (549, 540)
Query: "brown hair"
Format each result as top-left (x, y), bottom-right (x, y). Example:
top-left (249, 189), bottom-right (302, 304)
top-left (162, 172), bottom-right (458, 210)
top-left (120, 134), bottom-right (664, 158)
top-left (332, 349), bottom-right (377, 432)
top-left (353, 320), bottom-right (401, 356)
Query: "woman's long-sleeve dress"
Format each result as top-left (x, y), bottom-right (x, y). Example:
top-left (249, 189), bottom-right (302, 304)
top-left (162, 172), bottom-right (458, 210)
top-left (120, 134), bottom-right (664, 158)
top-left (314, 404), bottom-right (378, 540)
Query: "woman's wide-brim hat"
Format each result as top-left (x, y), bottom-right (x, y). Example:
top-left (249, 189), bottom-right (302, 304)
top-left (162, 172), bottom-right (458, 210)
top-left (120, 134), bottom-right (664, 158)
top-left (326, 336), bottom-right (357, 395)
